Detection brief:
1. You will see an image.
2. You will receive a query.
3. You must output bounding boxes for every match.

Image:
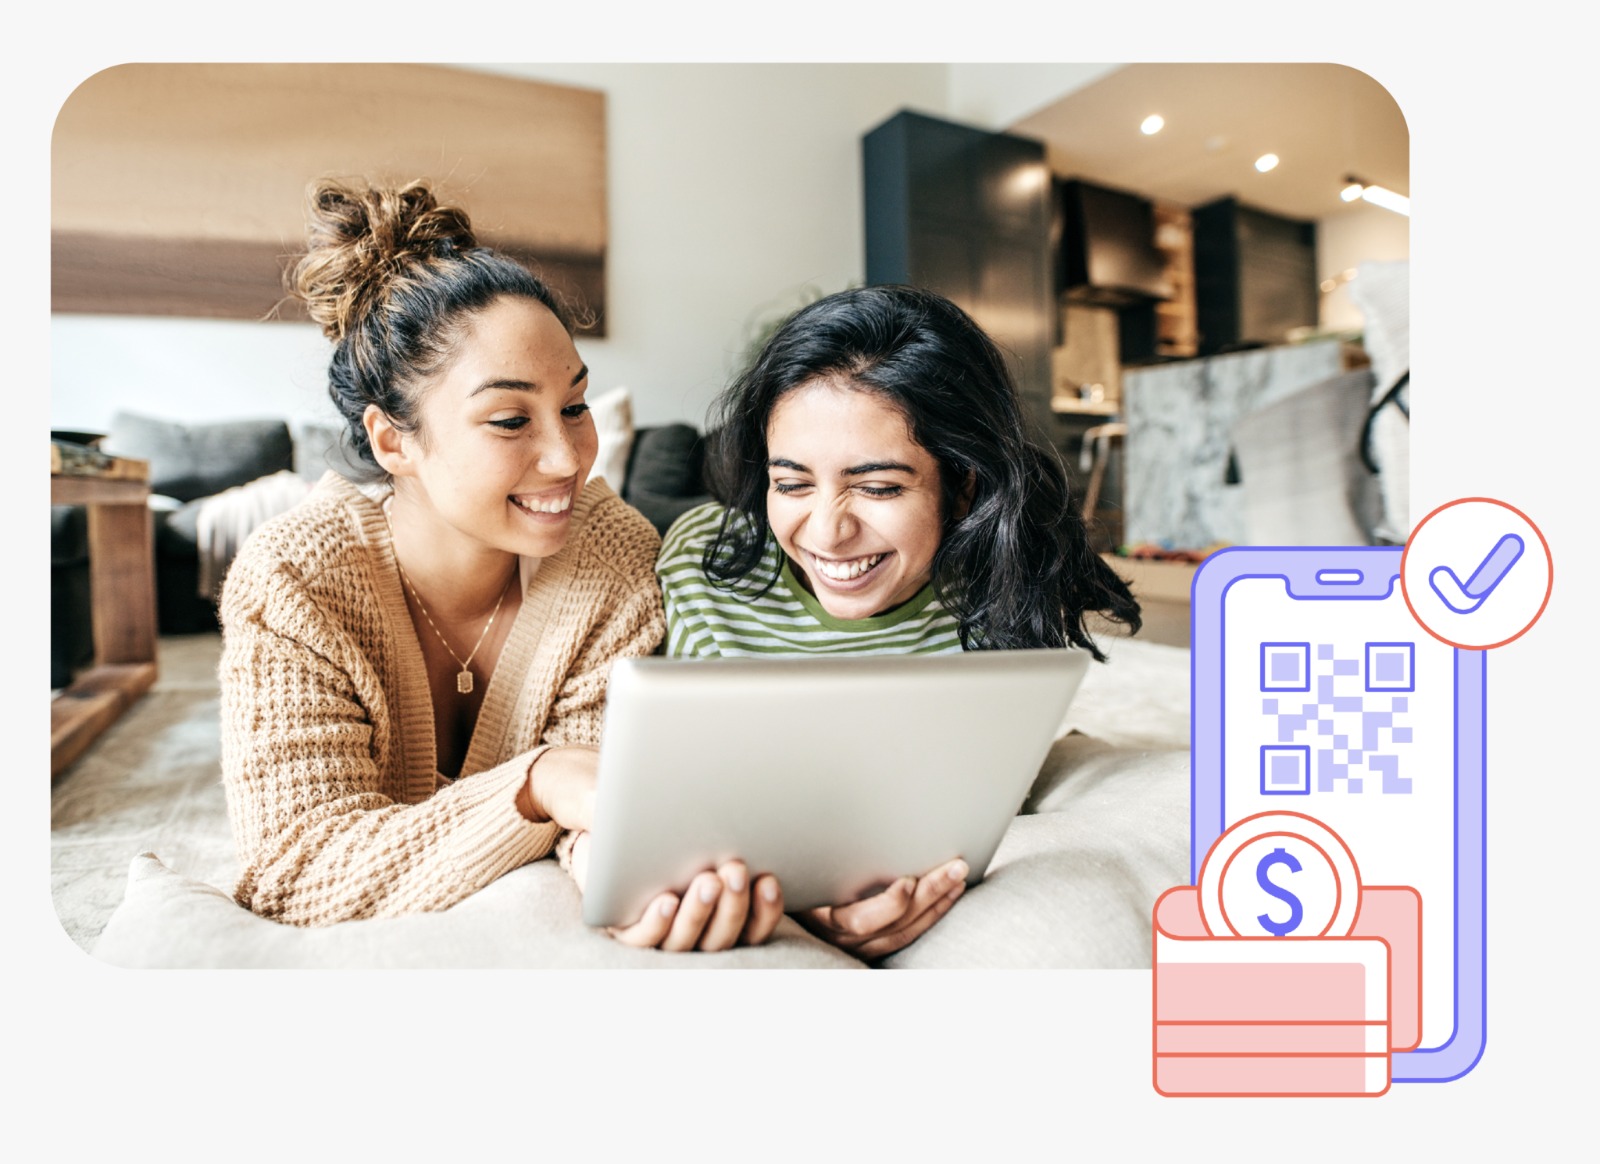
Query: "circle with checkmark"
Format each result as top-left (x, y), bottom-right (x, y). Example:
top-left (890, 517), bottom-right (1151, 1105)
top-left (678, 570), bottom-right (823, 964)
top-left (1401, 497), bottom-right (1553, 649)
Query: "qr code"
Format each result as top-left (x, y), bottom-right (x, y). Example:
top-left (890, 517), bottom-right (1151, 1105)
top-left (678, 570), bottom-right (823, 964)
top-left (1257, 641), bottom-right (1415, 797)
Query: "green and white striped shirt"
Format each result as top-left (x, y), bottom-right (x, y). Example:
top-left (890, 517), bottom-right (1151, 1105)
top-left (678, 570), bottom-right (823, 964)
top-left (657, 503), bottom-right (964, 658)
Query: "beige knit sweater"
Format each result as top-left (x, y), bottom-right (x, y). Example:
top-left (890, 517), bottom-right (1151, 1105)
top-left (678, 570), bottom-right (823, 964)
top-left (218, 471), bottom-right (665, 926)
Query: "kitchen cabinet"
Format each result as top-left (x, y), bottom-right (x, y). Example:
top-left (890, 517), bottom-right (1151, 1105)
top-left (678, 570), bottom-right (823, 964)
top-left (862, 110), bottom-right (1054, 435)
top-left (1191, 196), bottom-right (1318, 356)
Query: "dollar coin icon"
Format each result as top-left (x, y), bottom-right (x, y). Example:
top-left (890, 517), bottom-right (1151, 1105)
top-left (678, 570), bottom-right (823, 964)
top-left (1197, 811), bottom-right (1362, 938)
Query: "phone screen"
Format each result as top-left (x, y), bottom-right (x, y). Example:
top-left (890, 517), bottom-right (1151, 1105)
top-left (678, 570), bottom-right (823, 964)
top-left (1221, 574), bottom-right (1456, 1049)
top-left (1191, 547), bottom-right (1487, 1078)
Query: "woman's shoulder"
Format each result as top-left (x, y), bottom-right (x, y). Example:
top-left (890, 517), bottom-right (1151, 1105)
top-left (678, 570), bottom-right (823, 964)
top-left (564, 477), bottom-right (663, 585)
top-left (658, 501), bottom-right (741, 566)
top-left (228, 472), bottom-right (374, 576)
top-left (223, 474), bottom-right (368, 569)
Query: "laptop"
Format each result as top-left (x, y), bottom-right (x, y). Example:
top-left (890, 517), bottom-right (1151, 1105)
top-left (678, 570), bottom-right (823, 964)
top-left (581, 648), bottom-right (1090, 928)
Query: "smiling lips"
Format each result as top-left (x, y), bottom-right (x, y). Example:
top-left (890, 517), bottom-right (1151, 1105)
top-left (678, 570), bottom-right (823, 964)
top-left (510, 488), bottom-right (574, 518)
top-left (805, 549), bottom-right (888, 585)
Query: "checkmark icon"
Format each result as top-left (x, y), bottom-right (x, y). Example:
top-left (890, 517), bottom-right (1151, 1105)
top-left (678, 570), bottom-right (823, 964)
top-left (1428, 533), bottom-right (1525, 614)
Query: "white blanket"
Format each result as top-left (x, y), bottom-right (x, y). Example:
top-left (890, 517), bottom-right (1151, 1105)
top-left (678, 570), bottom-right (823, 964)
top-left (194, 470), bottom-right (314, 598)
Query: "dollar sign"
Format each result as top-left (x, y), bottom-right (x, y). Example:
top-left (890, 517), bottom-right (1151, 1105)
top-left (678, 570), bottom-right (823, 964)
top-left (1255, 847), bottom-right (1304, 937)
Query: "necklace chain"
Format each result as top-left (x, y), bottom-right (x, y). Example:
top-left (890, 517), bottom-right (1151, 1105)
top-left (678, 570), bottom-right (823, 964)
top-left (385, 503), bottom-right (515, 696)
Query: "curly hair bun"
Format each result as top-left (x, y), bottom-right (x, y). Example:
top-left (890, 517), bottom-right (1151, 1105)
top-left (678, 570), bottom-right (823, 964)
top-left (289, 179), bottom-right (477, 341)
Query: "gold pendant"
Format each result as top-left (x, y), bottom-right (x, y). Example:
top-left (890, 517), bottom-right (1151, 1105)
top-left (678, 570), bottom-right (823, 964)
top-left (456, 669), bottom-right (474, 695)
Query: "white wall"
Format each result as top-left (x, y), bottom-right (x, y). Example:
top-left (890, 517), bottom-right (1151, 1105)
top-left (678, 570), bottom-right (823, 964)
top-left (1317, 202), bottom-right (1411, 332)
top-left (948, 63), bottom-right (1121, 131)
top-left (50, 63), bottom-right (948, 435)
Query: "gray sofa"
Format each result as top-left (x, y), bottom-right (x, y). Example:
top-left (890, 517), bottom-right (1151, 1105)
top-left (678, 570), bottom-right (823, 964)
top-left (51, 414), bottom-right (346, 686)
top-left (619, 422), bottom-right (715, 536)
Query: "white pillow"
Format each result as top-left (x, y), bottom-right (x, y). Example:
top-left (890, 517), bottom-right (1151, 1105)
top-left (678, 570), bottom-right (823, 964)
top-left (883, 737), bottom-right (1190, 969)
top-left (586, 385), bottom-right (635, 491)
top-left (91, 853), bottom-right (866, 969)
top-left (1348, 260), bottom-right (1409, 401)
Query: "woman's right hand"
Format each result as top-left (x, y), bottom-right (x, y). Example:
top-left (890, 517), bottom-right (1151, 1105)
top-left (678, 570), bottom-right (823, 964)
top-left (519, 745), bottom-right (601, 831)
top-left (567, 832), bottom-right (785, 951)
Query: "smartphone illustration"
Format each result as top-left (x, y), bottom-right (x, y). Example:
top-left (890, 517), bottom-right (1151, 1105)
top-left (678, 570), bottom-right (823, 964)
top-left (1190, 546), bottom-right (1486, 1082)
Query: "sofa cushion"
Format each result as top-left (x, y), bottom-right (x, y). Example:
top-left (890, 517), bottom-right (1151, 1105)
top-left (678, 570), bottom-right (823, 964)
top-left (101, 413), bottom-right (295, 503)
top-left (51, 505), bottom-right (88, 566)
top-left (290, 418), bottom-right (380, 483)
top-left (51, 506), bottom-right (94, 687)
top-left (625, 423), bottom-right (703, 498)
top-left (587, 386), bottom-right (636, 490)
top-left (623, 424), bottom-right (714, 535)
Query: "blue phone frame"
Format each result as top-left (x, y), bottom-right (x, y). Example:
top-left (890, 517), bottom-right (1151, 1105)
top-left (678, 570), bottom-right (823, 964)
top-left (1189, 546), bottom-right (1486, 1082)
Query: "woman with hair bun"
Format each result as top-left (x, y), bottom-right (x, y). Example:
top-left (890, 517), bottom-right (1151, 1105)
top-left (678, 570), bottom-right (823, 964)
top-left (218, 179), bottom-right (782, 949)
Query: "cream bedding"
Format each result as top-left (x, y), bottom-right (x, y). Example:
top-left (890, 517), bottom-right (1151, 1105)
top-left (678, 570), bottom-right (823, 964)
top-left (69, 634), bottom-right (1194, 969)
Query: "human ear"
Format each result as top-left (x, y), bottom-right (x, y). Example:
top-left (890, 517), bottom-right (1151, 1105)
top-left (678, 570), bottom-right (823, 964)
top-left (363, 404), bottom-right (415, 478)
top-left (955, 470), bottom-right (977, 520)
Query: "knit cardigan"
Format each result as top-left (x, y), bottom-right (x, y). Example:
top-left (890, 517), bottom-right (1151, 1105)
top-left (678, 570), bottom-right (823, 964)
top-left (218, 471), bottom-right (665, 926)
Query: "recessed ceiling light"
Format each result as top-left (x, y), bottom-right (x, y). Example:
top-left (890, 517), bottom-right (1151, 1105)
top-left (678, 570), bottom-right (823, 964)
top-left (1141, 114), bottom-right (1164, 135)
top-left (1341, 181), bottom-right (1365, 202)
top-left (1255, 153), bottom-right (1280, 173)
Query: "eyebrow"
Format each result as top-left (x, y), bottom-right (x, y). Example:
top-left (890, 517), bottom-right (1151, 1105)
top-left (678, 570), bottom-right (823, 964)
top-left (470, 365), bottom-right (588, 397)
top-left (766, 457), bottom-right (918, 476)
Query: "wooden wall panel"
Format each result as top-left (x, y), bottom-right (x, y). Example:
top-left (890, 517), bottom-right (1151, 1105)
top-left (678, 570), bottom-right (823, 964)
top-left (51, 63), bottom-right (607, 333)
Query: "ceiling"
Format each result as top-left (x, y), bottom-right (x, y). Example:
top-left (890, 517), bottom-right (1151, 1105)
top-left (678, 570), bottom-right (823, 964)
top-left (1010, 63), bottom-right (1409, 223)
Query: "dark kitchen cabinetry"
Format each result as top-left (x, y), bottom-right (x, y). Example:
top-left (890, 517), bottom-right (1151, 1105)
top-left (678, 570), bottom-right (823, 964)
top-left (1055, 178), bottom-right (1170, 306)
top-left (1191, 196), bottom-right (1318, 356)
top-left (1051, 177), bottom-right (1178, 365)
top-left (862, 110), bottom-right (1054, 435)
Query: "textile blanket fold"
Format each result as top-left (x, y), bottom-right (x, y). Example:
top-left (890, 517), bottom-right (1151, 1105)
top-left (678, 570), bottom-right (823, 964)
top-left (195, 470), bottom-right (315, 598)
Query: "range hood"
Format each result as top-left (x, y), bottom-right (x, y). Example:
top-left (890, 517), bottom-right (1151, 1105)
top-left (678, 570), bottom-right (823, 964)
top-left (1054, 178), bottom-right (1172, 308)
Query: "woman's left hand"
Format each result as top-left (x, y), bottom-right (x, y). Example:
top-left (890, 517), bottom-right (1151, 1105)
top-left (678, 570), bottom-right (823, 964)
top-left (797, 858), bottom-right (968, 960)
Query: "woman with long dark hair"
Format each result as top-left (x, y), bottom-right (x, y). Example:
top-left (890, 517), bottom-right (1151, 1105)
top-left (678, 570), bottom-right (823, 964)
top-left (654, 283), bottom-right (1141, 957)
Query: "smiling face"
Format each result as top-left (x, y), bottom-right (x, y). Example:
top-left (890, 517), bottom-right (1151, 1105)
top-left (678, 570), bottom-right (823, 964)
top-left (765, 378), bottom-right (946, 620)
top-left (386, 295), bottom-right (597, 560)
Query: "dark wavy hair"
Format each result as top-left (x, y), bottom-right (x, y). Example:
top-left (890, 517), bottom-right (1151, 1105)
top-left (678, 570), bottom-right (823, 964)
top-left (287, 179), bottom-right (577, 477)
top-left (701, 284), bottom-right (1140, 660)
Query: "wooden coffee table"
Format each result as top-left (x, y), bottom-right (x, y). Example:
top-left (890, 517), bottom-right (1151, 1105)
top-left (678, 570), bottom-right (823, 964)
top-left (51, 442), bottom-right (159, 777)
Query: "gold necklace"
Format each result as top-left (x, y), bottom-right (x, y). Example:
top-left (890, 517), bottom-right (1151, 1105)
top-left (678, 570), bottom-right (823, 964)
top-left (385, 505), bottom-right (516, 695)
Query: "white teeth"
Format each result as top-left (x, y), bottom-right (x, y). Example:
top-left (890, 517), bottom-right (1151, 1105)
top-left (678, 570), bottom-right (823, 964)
top-left (813, 553), bottom-right (884, 581)
top-left (514, 494), bottom-right (571, 515)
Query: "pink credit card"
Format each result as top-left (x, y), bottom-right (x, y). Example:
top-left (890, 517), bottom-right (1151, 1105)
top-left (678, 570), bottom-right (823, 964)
top-left (1151, 886), bottom-right (1423, 1097)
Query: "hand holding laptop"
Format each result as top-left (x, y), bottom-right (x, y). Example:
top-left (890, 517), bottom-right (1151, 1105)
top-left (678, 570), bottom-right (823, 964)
top-left (581, 651), bottom-right (1090, 945)
top-left (527, 743), bottom-right (956, 955)
top-left (796, 857), bottom-right (970, 960)
top-left (523, 746), bottom-right (785, 952)
top-left (572, 823), bottom-right (961, 957)
top-left (568, 830), bottom-right (785, 951)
